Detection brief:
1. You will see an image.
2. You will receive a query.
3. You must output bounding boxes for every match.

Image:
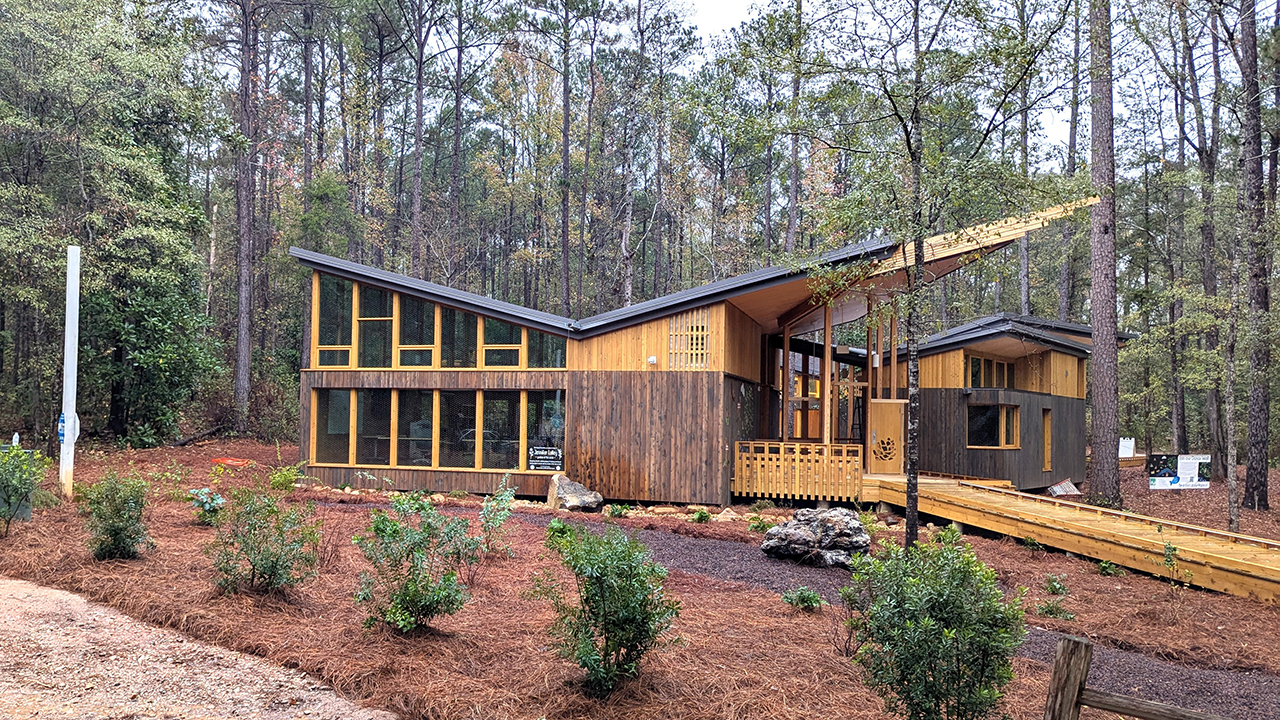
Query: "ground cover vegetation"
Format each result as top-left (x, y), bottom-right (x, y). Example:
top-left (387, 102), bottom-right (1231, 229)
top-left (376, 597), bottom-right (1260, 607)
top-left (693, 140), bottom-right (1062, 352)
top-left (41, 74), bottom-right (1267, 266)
top-left (0, 0), bottom-right (1275, 530)
top-left (0, 447), bottom-right (50, 537)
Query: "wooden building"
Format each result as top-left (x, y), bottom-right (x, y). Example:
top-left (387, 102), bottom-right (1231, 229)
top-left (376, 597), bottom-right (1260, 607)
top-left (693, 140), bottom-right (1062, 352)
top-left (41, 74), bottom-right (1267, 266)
top-left (292, 200), bottom-right (1097, 505)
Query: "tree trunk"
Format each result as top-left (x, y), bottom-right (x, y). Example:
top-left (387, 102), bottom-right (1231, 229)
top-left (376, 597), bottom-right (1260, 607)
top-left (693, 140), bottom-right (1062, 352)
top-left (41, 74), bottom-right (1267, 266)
top-left (764, 81), bottom-right (775, 253)
top-left (1088, 0), bottom-right (1120, 505)
top-left (233, 2), bottom-right (257, 435)
top-left (302, 2), bottom-right (313, 212)
top-left (1058, 1), bottom-right (1081, 322)
top-left (412, 47), bottom-right (426, 279)
top-left (785, 0), bottom-right (801, 254)
top-left (558, 5), bottom-right (573, 315)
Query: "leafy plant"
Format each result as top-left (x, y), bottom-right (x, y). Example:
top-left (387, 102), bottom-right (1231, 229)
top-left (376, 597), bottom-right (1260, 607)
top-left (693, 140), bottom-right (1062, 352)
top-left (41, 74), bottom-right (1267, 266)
top-left (1034, 597), bottom-right (1075, 620)
top-left (606, 503), bottom-right (631, 518)
top-left (748, 514), bottom-right (776, 533)
top-left (353, 493), bottom-right (471, 632)
top-left (782, 586), bottom-right (824, 612)
top-left (749, 499), bottom-right (776, 513)
top-left (688, 507), bottom-right (711, 523)
top-left (479, 476), bottom-right (518, 557)
top-left (1043, 573), bottom-right (1069, 596)
top-left (0, 446), bottom-right (50, 537)
top-left (188, 487), bottom-right (226, 525)
top-left (206, 489), bottom-right (320, 593)
top-left (268, 462), bottom-right (307, 492)
top-left (546, 517), bottom-right (574, 543)
top-left (1097, 560), bottom-right (1125, 577)
top-left (1022, 536), bottom-right (1044, 552)
top-left (1155, 527), bottom-right (1193, 585)
top-left (858, 510), bottom-right (885, 538)
top-left (447, 489), bottom-right (469, 499)
top-left (844, 526), bottom-right (1025, 720)
top-left (81, 471), bottom-right (152, 560)
top-left (150, 461), bottom-right (193, 502)
top-left (31, 488), bottom-right (61, 510)
top-left (530, 523), bottom-right (680, 698)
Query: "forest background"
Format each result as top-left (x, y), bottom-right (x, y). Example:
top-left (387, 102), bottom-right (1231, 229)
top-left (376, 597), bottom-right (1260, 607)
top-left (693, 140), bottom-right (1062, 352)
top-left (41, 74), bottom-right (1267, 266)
top-left (0, 0), bottom-right (1274, 503)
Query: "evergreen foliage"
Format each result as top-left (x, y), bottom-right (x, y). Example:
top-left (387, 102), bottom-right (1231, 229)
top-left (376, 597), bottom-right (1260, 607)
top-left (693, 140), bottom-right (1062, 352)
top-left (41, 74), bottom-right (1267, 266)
top-left (82, 471), bottom-right (153, 560)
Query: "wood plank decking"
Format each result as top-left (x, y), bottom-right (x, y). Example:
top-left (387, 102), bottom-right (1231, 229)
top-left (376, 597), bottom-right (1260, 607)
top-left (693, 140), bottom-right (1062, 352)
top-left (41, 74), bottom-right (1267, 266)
top-left (864, 474), bottom-right (1280, 604)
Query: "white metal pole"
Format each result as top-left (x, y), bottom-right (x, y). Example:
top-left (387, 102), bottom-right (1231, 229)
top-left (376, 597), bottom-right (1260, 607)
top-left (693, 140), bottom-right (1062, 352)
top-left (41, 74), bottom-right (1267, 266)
top-left (59, 246), bottom-right (81, 500)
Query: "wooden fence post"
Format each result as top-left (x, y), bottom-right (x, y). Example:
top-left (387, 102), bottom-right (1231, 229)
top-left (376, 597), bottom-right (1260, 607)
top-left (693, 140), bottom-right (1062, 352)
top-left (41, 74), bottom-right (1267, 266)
top-left (1043, 636), bottom-right (1093, 720)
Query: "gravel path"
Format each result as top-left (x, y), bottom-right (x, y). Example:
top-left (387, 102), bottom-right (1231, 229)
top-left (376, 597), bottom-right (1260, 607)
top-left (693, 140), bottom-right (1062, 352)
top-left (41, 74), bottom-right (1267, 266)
top-left (0, 576), bottom-right (396, 720)
top-left (517, 512), bottom-right (1280, 719)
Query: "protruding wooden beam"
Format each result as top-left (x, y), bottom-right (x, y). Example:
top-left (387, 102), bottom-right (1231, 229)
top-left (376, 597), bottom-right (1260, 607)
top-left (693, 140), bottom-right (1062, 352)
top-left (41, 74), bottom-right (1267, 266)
top-left (822, 304), bottom-right (833, 444)
top-left (889, 311), bottom-right (899, 399)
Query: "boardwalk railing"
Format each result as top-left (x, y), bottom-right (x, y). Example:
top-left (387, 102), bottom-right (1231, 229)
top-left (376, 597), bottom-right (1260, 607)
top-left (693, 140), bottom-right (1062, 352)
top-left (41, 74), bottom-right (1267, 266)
top-left (732, 441), bottom-right (862, 502)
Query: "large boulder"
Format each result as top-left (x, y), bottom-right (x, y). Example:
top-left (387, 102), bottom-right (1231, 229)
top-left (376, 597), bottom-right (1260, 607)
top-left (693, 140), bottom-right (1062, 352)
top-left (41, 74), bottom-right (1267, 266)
top-left (546, 473), bottom-right (603, 512)
top-left (760, 508), bottom-right (871, 568)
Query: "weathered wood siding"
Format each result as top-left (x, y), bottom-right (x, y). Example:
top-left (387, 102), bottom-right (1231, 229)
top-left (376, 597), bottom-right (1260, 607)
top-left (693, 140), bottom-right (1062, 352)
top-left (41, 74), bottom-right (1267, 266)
top-left (723, 302), bottom-right (763, 383)
top-left (897, 348), bottom-right (966, 388)
top-left (568, 303), bottom-right (727, 372)
top-left (309, 466), bottom-right (551, 497)
top-left (918, 388), bottom-right (1086, 490)
top-left (566, 371), bottom-right (725, 505)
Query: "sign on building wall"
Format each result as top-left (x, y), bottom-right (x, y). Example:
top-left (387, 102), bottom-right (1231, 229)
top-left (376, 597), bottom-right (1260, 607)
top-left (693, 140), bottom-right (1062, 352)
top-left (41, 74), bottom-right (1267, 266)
top-left (528, 446), bottom-right (564, 471)
top-left (1147, 454), bottom-right (1211, 490)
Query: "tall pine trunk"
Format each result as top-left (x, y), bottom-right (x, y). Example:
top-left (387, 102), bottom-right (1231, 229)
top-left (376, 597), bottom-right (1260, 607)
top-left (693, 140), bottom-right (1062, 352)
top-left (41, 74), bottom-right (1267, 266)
top-left (233, 2), bottom-right (257, 434)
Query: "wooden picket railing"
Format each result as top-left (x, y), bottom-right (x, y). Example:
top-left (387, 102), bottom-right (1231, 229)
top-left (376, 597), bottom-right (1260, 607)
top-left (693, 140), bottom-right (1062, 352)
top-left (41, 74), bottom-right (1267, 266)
top-left (1044, 636), bottom-right (1231, 720)
top-left (731, 441), bottom-right (862, 503)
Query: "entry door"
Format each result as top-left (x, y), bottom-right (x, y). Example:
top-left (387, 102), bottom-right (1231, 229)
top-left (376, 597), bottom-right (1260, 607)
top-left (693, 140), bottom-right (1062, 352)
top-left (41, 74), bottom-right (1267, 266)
top-left (866, 399), bottom-right (906, 475)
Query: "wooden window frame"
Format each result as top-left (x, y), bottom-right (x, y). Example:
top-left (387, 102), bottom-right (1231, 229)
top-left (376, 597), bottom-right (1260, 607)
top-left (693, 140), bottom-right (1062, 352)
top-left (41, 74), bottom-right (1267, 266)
top-left (964, 352), bottom-right (1016, 390)
top-left (965, 404), bottom-right (1020, 450)
top-left (1042, 408), bottom-right (1052, 471)
top-left (479, 318), bottom-right (525, 369)
top-left (313, 272), bottom-right (356, 369)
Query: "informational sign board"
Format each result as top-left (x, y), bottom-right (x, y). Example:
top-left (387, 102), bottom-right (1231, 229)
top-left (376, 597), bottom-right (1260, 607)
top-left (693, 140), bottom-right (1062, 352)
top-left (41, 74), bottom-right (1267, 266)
top-left (1147, 454), bottom-right (1211, 490)
top-left (1119, 437), bottom-right (1136, 458)
top-left (528, 446), bottom-right (564, 471)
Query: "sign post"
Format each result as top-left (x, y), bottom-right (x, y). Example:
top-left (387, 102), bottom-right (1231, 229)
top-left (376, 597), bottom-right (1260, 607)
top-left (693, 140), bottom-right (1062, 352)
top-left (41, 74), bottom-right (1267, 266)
top-left (59, 246), bottom-right (81, 500)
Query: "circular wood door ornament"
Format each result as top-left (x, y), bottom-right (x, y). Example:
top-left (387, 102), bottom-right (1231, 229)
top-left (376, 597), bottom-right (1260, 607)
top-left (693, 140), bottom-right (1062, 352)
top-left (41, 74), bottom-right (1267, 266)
top-left (872, 437), bottom-right (898, 463)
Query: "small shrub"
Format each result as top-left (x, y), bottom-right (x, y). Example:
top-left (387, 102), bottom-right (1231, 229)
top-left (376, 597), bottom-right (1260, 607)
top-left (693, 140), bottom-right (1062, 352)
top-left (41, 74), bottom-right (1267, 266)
top-left (0, 447), bottom-right (50, 537)
top-left (688, 508), bottom-right (711, 523)
top-left (546, 517), bottom-right (574, 543)
top-left (354, 493), bottom-right (471, 631)
top-left (1097, 560), bottom-right (1125, 577)
top-left (782, 586), bottom-right (824, 612)
top-left (82, 471), bottom-right (152, 560)
top-left (479, 476), bottom-right (518, 557)
top-left (530, 523), bottom-right (680, 698)
top-left (150, 461), bottom-right (194, 502)
top-left (748, 514), bottom-right (776, 533)
top-left (1022, 536), bottom-right (1044, 552)
top-left (1044, 573), bottom-right (1069, 596)
top-left (447, 489), bottom-right (469, 499)
top-left (207, 489), bottom-right (320, 593)
top-left (749, 499), bottom-right (775, 513)
top-left (605, 503), bottom-right (631, 518)
top-left (31, 488), bottom-right (61, 510)
top-left (188, 488), bottom-right (226, 525)
top-left (844, 526), bottom-right (1025, 720)
top-left (858, 510), bottom-right (886, 538)
top-left (268, 462), bottom-right (307, 492)
top-left (1035, 597), bottom-right (1075, 620)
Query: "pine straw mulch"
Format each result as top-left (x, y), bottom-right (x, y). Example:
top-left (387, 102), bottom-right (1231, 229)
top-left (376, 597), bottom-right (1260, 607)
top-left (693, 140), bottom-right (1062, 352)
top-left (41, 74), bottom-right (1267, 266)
top-left (0, 479), bottom-right (1106, 720)
top-left (1112, 466), bottom-right (1280, 542)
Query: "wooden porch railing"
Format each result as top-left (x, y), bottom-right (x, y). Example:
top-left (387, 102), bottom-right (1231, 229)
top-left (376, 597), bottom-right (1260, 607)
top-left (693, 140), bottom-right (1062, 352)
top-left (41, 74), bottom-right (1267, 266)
top-left (732, 441), bottom-right (863, 502)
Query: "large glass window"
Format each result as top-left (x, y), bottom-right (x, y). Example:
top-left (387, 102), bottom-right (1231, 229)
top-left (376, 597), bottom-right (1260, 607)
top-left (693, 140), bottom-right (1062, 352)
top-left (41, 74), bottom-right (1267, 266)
top-left (397, 390), bottom-right (434, 466)
top-left (482, 391), bottom-right (521, 469)
top-left (440, 308), bottom-right (478, 368)
top-left (528, 330), bottom-right (567, 368)
top-left (967, 405), bottom-right (1018, 448)
top-left (315, 389), bottom-right (350, 463)
top-left (357, 286), bottom-right (393, 368)
top-left (967, 355), bottom-right (1016, 389)
top-left (355, 390), bottom-right (392, 465)
top-left (317, 275), bottom-right (353, 366)
top-left (483, 318), bottom-right (521, 367)
top-left (399, 295), bottom-right (435, 367)
top-left (526, 390), bottom-right (565, 471)
top-left (438, 390), bottom-right (478, 467)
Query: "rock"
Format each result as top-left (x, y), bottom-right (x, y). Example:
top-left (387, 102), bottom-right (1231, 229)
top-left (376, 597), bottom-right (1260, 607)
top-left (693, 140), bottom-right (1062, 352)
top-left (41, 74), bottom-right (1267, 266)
top-left (650, 506), bottom-right (683, 516)
top-left (547, 473), bottom-right (602, 512)
top-left (429, 493), bottom-right (446, 504)
top-left (686, 505), bottom-right (708, 513)
top-left (760, 508), bottom-right (871, 568)
top-left (884, 515), bottom-right (900, 526)
top-left (713, 508), bottom-right (740, 522)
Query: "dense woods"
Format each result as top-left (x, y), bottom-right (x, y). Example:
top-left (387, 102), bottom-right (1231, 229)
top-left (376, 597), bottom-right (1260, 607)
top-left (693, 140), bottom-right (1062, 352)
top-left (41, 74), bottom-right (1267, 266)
top-left (0, 0), bottom-right (1275, 506)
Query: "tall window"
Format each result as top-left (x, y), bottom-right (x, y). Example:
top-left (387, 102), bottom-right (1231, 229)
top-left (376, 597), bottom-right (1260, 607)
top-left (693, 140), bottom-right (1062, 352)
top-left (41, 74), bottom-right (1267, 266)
top-left (397, 390), bottom-right (434, 466)
top-left (355, 390), bottom-right (392, 465)
top-left (438, 390), bottom-right (478, 466)
top-left (528, 330), bottom-right (567, 368)
top-left (1042, 409), bottom-right (1052, 470)
top-left (399, 296), bottom-right (435, 367)
top-left (357, 286), bottom-right (393, 367)
top-left (968, 355), bottom-right (1015, 389)
top-left (317, 275), bottom-right (352, 366)
top-left (526, 390), bottom-right (565, 470)
top-left (483, 318), bottom-right (521, 367)
top-left (315, 389), bottom-right (350, 463)
top-left (440, 308), bottom-right (478, 368)
top-left (482, 391), bottom-right (521, 468)
top-left (967, 405), bottom-right (1019, 448)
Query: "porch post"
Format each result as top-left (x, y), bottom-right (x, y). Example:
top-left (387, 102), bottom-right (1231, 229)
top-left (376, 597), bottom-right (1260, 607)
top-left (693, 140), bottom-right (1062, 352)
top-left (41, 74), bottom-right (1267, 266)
top-left (822, 304), bottom-right (833, 444)
top-left (890, 311), bottom-right (899, 399)
top-left (782, 322), bottom-right (793, 441)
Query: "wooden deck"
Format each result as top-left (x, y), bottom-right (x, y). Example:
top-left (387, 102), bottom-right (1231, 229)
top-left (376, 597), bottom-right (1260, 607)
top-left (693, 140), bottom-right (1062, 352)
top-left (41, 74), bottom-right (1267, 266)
top-left (732, 441), bottom-right (862, 503)
top-left (864, 474), bottom-right (1280, 604)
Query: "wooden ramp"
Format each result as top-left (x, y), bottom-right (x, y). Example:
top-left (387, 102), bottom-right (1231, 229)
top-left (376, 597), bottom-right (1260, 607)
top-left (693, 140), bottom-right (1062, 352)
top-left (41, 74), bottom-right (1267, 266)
top-left (865, 474), bottom-right (1280, 604)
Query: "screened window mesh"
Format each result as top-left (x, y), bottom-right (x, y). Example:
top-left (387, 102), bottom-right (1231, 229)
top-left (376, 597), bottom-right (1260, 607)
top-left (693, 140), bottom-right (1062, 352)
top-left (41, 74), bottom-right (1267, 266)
top-left (358, 320), bottom-right (392, 367)
top-left (314, 389), bottom-right (350, 464)
top-left (484, 348), bottom-right (519, 367)
top-left (967, 405), bottom-right (1001, 447)
top-left (482, 391), bottom-right (521, 469)
top-left (400, 295), bottom-right (435, 346)
top-left (359, 286), bottom-right (393, 318)
top-left (318, 349), bottom-right (349, 366)
top-left (484, 317), bottom-right (521, 345)
top-left (528, 331), bottom-right (567, 368)
top-left (318, 275), bottom-right (352, 346)
top-left (526, 390), bottom-right (565, 471)
top-left (439, 390), bottom-right (477, 467)
top-left (440, 308), bottom-right (478, 368)
top-left (355, 390), bottom-right (392, 465)
top-left (397, 390), bottom-right (434, 466)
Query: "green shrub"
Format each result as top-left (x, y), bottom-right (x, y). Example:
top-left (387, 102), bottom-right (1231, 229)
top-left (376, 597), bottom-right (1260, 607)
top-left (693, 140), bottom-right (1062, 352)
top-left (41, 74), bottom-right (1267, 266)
top-left (1044, 573), bottom-right (1069, 596)
top-left (1022, 536), bottom-right (1044, 552)
top-left (844, 526), bottom-right (1025, 720)
top-left (546, 517), bottom-right (574, 543)
top-left (150, 461), bottom-right (194, 502)
top-left (447, 489), bottom-right (469, 499)
top-left (749, 499), bottom-right (775, 513)
top-left (1097, 560), bottom-right (1125, 577)
top-left (207, 489), bottom-right (320, 593)
top-left (606, 503), bottom-right (631, 518)
top-left (782, 586), bottom-right (824, 612)
top-left (479, 476), bottom-right (517, 557)
top-left (1034, 597), bottom-right (1075, 620)
top-left (31, 488), bottom-right (61, 510)
top-left (531, 523), bottom-right (680, 698)
top-left (748, 514), bottom-right (776, 533)
top-left (188, 488), bottom-right (226, 525)
top-left (688, 508), bottom-right (711, 523)
top-left (81, 471), bottom-right (152, 560)
top-left (354, 493), bottom-right (471, 631)
top-left (0, 447), bottom-right (50, 537)
top-left (268, 462), bottom-right (307, 492)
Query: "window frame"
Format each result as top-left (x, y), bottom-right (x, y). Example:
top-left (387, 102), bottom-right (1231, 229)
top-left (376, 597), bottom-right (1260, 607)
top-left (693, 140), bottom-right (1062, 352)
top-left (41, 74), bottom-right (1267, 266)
top-left (964, 352), bottom-right (1016, 389)
top-left (965, 404), bottom-right (1020, 449)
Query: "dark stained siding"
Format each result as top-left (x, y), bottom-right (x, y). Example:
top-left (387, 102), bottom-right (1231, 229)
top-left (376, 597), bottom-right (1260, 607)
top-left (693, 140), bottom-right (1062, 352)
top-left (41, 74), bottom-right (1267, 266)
top-left (309, 467), bottom-right (552, 497)
top-left (722, 377), bottom-right (761, 506)
top-left (566, 371), bottom-right (725, 505)
top-left (918, 388), bottom-right (1086, 490)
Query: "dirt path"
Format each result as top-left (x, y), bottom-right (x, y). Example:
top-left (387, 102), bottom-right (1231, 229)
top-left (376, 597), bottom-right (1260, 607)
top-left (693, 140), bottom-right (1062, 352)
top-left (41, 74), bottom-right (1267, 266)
top-left (0, 575), bottom-right (396, 720)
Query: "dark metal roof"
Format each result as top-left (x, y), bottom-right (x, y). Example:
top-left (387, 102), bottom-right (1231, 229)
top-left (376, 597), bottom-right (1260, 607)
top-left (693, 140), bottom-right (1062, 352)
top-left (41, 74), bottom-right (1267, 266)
top-left (906, 315), bottom-right (1118, 358)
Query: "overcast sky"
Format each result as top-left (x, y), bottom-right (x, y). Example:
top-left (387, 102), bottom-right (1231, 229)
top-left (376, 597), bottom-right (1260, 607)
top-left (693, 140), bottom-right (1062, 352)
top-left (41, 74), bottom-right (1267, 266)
top-left (687, 0), bottom-right (758, 41)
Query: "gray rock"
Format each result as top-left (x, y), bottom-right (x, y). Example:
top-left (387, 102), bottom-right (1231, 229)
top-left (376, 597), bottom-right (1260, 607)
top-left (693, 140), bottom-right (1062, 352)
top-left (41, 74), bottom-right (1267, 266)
top-left (546, 473), bottom-right (603, 512)
top-left (760, 508), bottom-right (871, 568)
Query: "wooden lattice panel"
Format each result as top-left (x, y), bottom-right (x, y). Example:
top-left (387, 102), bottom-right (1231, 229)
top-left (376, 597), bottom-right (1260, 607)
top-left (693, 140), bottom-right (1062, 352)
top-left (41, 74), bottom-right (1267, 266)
top-left (668, 307), bottom-right (711, 370)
